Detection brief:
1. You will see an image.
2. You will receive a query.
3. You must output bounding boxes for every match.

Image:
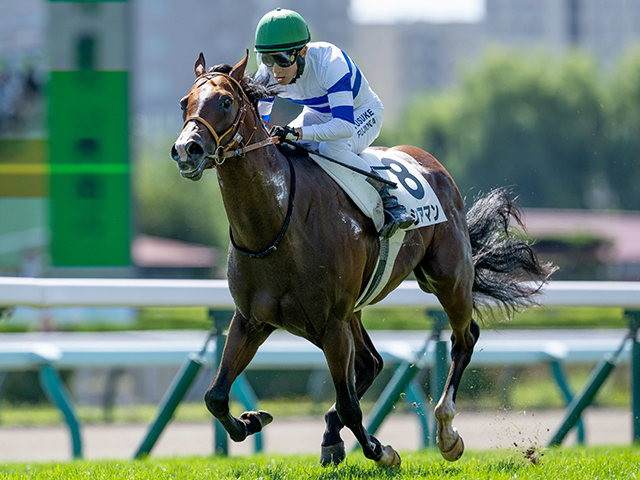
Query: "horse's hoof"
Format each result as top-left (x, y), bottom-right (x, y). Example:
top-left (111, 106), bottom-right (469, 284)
top-left (240, 410), bottom-right (273, 434)
top-left (375, 445), bottom-right (401, 469)
top-left (320, 441), bottom-right (345, 466)
top-left (439, 431), bottom-right (464, 462)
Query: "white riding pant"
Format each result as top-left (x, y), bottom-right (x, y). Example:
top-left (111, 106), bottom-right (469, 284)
top-left (289, 105), bottom-right (383, 175)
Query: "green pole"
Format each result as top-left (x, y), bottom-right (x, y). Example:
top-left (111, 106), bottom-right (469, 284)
top-left (364, 355), bottom-right (422, 436)
top-left (39, 365), bottom-right (83, 459)
top-left (134, 353), bottom-right (204, 459)
top-left (629, 311), bottom-right (640, 443)
top-left (548, 351), bottom-right (620, 446)
top-left (549, 360), bottom-right (585, 443)
top-left (405, 378), bottom-right (430, 448)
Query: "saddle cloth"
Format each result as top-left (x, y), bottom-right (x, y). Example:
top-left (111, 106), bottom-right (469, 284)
top-left (310, 148), bottom-right (447, 232)
top-left (310, 148), bottom-right (447, 310)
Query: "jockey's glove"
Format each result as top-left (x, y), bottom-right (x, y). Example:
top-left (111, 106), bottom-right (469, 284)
top-left (270, 125), bottom-right (299, 143)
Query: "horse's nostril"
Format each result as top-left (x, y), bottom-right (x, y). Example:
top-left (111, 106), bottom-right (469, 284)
top-left (170, 144), bottom-right (180, 161)
top-left (187, 141), bottom-right (204, 157)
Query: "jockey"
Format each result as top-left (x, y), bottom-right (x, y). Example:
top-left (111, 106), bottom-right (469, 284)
top-left (254, 8), bottom-right (415, 238)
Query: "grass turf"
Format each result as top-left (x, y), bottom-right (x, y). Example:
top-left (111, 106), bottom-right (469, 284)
top-left (0, 446), bottom-right (638, 479)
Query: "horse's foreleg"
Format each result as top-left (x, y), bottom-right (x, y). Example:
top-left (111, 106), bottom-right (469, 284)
top-left (204, 311), bottom-right (275, 442)
top-left (434, 316), bottom-right (480, 461)
top-left (322, 322), bottom-right (400, 468)
top-left (321, 314), bottom-right (383, 466)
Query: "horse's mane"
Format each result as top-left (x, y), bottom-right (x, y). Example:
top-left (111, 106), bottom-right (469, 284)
top-left (209, 64), bottom-right (281, 111)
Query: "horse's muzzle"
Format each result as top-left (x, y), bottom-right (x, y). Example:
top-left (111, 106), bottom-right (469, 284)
top-left (170, 141), bottom-right (207, 180)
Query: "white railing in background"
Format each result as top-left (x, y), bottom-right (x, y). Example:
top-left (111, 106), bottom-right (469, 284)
top-left (2, 277), bottom-right (640, 309)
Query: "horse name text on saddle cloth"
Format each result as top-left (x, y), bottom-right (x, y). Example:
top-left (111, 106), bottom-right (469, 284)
top-left (310, 148), bottom-right (448, 310)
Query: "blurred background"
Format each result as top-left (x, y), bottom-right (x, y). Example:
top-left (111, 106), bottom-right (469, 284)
top-left (0, 0), bottom-right (639, 449)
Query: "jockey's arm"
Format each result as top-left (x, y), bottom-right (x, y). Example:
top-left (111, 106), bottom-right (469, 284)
top-left (298, 116), bottom-right (354, 143)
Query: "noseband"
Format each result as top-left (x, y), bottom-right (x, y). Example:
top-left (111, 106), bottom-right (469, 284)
top-left (183, 72), bottom-right (277, 166)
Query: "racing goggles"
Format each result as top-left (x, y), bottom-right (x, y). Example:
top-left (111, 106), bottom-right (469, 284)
top-left (258, 50), bottom-right (299, 68)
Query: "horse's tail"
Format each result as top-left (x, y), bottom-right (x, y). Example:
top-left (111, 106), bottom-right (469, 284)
top-left (466, 187), bottom-right (557, 320)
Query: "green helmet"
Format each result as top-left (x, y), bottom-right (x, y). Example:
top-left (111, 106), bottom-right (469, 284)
top-left (255, 8), bottom-right (310, 53)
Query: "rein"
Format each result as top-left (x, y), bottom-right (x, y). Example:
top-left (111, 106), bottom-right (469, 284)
top-left (186, 71), bottom-right (295, 259)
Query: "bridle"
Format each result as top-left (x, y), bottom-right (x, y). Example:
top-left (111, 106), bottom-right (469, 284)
top-left (183, 71), bottom-right (296, 259)
top-left (183, 72), bottom-right (278, 167)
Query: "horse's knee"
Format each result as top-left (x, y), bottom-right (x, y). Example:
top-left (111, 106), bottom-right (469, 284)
top-left (204, 386), bottom-right (228, 418)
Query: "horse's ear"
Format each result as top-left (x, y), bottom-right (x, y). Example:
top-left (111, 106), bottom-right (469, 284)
top-left (230, 50), bottom-right (249, 82)
top-left (195, 52), bottom-right (206, 77)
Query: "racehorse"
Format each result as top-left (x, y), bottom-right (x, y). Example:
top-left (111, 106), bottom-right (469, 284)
top-left (170, 53), bottom-right (555, 468)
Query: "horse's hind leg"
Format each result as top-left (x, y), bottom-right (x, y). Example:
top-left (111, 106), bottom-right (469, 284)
top-left (415, 230), bottom-right (479, 461)
top-left (434, 308), bottom-right (479, 461)
top-left (321, 318), bottom-right (400, 468)
top-left (204, 311), bottom-right (275, 442)
top-left (321, 312), bottom-right (384, 466)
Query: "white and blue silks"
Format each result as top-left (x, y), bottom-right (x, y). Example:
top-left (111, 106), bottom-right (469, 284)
top-left (255, 42), bottom-right (383, 173)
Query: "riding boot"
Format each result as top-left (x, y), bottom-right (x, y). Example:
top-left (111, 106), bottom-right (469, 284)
top-left (367, 176), bottom-right (416, 238)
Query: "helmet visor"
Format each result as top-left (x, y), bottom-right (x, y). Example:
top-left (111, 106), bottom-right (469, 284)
top-left (258, 51), bottom-right (298, 68)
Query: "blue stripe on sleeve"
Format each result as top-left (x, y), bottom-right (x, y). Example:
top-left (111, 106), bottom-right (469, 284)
top-left (341, 50), bottom-right (362, 98)
top-left (331, 105), bottom-right (355, 123)
top-left (309, 105), bottom-right (332, 114)
top-left (328, 72), bottom-right (352, 94)
top-left (284, 94), bottom-right (329, 106)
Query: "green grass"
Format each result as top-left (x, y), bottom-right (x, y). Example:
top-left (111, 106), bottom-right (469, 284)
top-left (0, 446), bottom-right (638, 479)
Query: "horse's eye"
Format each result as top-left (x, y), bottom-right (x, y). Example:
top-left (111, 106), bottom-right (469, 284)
top-left (179, 97), bottom-right (188, 111)
top-left (221, 97), bottom-right (233, 109)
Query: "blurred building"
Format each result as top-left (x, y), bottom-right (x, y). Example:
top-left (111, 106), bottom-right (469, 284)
top-left (354, 0), bottom-right (640, 121)
top-left (132, 0), bottom-right (352, 133)
top-left (525, 209), bottom-right (640, 281)
top-left (0, 0), bottom-right (45, 62)
top-left (484, 0), bottom-right (640, 63)
top-left (3, 0), bottom-right (640, 125)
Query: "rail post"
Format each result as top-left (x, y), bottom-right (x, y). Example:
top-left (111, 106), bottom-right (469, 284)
top-left (362, 335), bottom-right (430, 441)
top-left (39, 365), bottom-right (83, 459)
top-left (549, 360), bottom-right (585, 443)
top-left (547, 333), bottom-right (629, 447)
top-left (134, 352), bottom-right (205, 458)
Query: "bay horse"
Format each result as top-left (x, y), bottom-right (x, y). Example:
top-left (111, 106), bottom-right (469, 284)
top-left (170, 53), bottom-right (554, 468)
